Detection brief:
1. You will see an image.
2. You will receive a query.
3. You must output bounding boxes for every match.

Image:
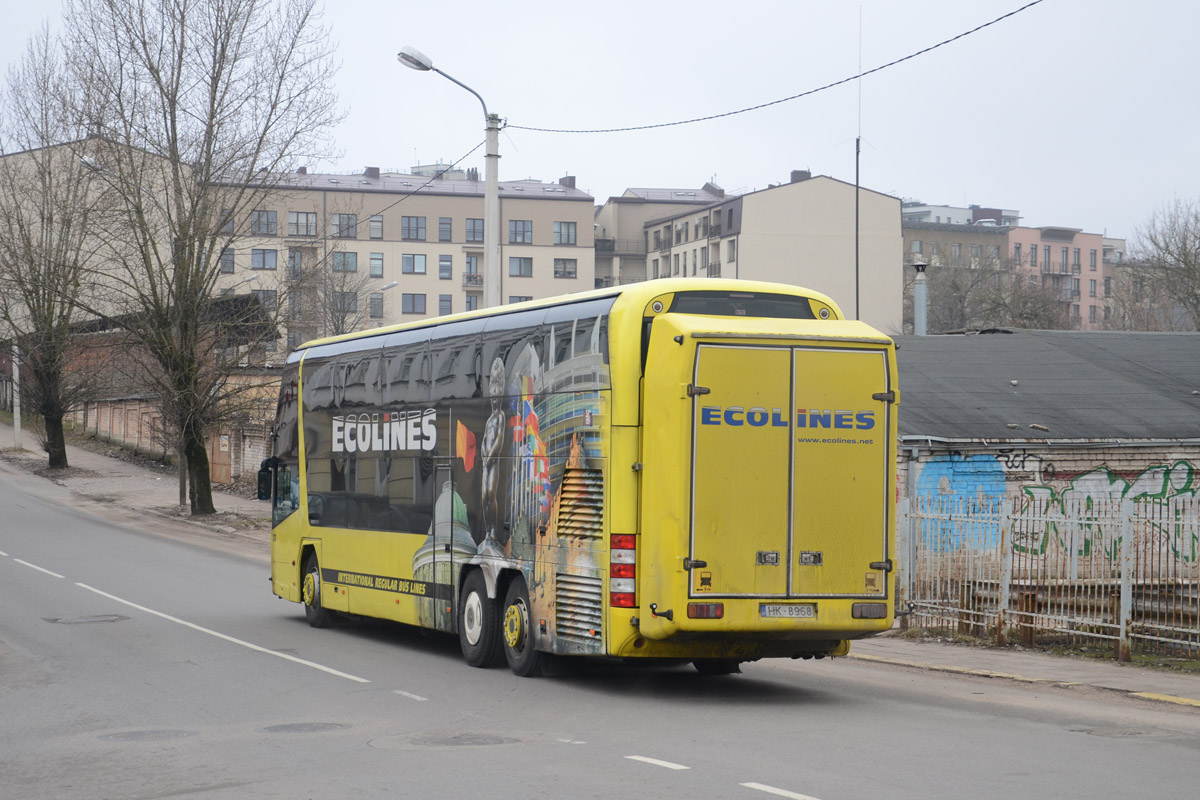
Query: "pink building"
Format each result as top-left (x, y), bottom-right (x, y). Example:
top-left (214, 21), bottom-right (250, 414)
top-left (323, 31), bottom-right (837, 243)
top-left (1007, 226), bottom-right (1107, 329)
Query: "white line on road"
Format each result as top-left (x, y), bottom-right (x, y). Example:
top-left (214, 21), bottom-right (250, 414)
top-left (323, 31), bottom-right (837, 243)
top-left (14, 559), bottom-right (65, 578)
top-left (392, 689), bottom-right (428, 702)
top-left (741, 782), bottom-right (824, 800)
top-left (0, 549), bottom-right (8, 557)
top-left (75, 583), bottom-right (371, 684)
top-left (625, 755), bottom-right (690, 770)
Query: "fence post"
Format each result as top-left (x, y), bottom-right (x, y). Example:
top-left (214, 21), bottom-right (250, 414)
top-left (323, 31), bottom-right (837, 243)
top-left (897, 497), bottom-right (911, 631)
top-left (997, 497), bottom-right (1013, 646)
top-left (1117, 497), bottom-right (1133, 662)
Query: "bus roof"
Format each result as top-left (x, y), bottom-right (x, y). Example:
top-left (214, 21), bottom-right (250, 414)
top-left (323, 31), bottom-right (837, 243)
top-left (293, 278), bottom-right (843, 355)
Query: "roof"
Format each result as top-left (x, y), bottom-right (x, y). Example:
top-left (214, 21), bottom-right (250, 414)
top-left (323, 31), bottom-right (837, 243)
top-left (896, 329), bottom-right (1200, 442)
top-left (271, 171), bottom-right (593, 202)
top-left (619, 187), bottom-right (727, 203)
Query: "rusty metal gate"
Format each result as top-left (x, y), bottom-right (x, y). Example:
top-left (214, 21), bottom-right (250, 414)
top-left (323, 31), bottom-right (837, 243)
top-left (897, 495), bottom-right (1200, 660)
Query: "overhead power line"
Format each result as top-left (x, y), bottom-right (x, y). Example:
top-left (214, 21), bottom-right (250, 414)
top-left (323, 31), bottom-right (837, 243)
top-left (506, 0), bottom-right (1045, 135)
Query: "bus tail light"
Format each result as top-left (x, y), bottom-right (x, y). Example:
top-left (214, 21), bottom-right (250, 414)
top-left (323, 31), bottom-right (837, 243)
top-left (687, 603), bottom-right (724, 619)
top-left (610, 534), bottom-right (636, 607)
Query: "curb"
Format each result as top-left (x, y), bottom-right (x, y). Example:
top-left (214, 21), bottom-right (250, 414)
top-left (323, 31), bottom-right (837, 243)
top-left (848, 652), bottom-right (1200, 709)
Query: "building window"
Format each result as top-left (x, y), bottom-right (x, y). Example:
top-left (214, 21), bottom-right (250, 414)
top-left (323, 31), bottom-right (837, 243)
top-left (726, 208), bottom-right (733, 229)
top-left (331, 213), bottom-right (357, 239)
top-left (250, 210), bottom-right (277, 236)
top-left (1030, 245), bottom-right (1037, 267)
top-left (251, 248), bottom-right (277, 270)
top-left (1104, 277), bottom-right (1112, 298)
top-left (465, 254), bottom-right (479, 275)
top-left (509, 257), bottom-right (532, 277)
top-left (726, 239), bottom-right (737, 262)
top-left (402, 254), bottom-right (426, 274)
top-left (439, 255), bottom-right (452, 279)
top-left (402, 293), bottom-right (426, 314)
top-left (1043, 246), bottom-right (1051, 270)
top-left (1073, 248), bottom-right (1081, 270)
top-left (1088, 305), bottom-right (1097, 323)
top-left (370, 252), bottom-right (384, 278)
top-left (332, 252), bottom-right (357, 272)
top-left (1013, 243), bottom-right (1022, 263)
top-left (287, 249), bottom-right (303, 278)
top-left (508, 295), bottom-right (532, 304)
top-left (673, 254), bottom-right (679, 275)
top-left (368, 292), bottom-right (384, 319)
top-left (910, 240), bottom-right (922, 254)
top-left (509, 219), bottom-right (532, 244)
top-left (439, 217), bottom-right (452, 242)
top-left (288, 211), bottom-right (317, 237)
top-left (332, 291), bottom-right (356, 313)
top-left (466, 218), bottom-right (484, 242)
top-left (1072, 304), bottom-right (1080, 318)
top-left (288, 289), bottom-right (302, 319)
top-left (219, 208), bottom-right (234, 234)
top-left (253, 289), bottom-right (277, 311)
top-left (969, 244), bottom-right (982, 259)
top-left (553, 221), bottom-right (577, 245)
top-left (1104, 306), bottom-right (1111, 321)
top-left (439, 294), bottom-right (452, 315)
top-left (401, 216), bottom-right (426, 241)
top-left (465, 295), bottom-right (478, 312)
top-left (553, 258), bottom-right (577, 278)
top-left (1090, 249), bottom-right (1097, 270)
top-left (1089, 279), bottom-right (1096, 297)
top-left (219, 248), bottom-right (234, 273)
top-left (989, 245), bottom-right (1000, 259)
top-left (651, 258), bottom-right (658, 278)
top-left (369, 215), bottom-right (383, 240)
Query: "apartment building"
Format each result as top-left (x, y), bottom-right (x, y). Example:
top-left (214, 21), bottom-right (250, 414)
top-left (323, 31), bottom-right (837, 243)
top-left (593, 183), bottom-right (726, 287)
top-left (636, 171), bottom-right (902, 333)
top-left (901, 201), bottom-right (1020, 227)
top-left (216, 167), bottom-right (595, 348)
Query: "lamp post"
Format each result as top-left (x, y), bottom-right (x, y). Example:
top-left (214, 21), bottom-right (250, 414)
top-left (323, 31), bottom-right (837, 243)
top-left (398, 46), bottom-right (501, 309)
top-left (911, 260), bottom-right (928, 336)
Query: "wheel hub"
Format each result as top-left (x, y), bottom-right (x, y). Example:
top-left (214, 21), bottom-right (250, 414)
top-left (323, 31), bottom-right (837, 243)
top-left (463, 591), bottom-right (483, 646)
top-left (503, 600), bottom-right (527, 650)
top-left (303, 571), bottom-right (318, 606)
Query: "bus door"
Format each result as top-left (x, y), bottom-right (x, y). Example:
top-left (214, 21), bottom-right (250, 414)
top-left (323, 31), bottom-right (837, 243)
top-left (422, 461), bottom-right (466, 632)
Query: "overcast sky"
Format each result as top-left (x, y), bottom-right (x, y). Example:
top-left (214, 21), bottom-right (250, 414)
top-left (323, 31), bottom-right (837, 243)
top-left (6, 1), bottom-right (1197, 240)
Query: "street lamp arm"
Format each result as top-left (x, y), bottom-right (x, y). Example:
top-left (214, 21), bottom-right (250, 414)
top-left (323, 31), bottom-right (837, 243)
top-left (430, 68), bottom-right (489, 120)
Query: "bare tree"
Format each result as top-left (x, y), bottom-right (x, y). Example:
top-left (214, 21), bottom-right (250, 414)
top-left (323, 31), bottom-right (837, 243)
top-left (63, 0), bottom-right (341, 513)
top-left (1131, 198), bottom-right (1200, 331)
top-left (0, 27), bottom-right (103, 468)
top-left (908, 251), bottom-right (1068, 333)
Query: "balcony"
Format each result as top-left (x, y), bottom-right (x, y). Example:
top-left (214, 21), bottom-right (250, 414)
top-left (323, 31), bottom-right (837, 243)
top-left (463, 273), bottom-right (483, 289)
top-left (707, 261), bottom-right (721, 278)
top-left (594, 276), bottom-right (647, 289)
top-left (595, 238), bottom-right (647, 256)
top-left (708, 224), bottom-right (722, 239)
top-left (1058, 289), bottom-right (1081, 303)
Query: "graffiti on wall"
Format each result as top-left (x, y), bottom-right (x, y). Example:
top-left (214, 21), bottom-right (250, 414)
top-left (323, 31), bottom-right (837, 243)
top-left (914, 454), bottom-right (1199, 563)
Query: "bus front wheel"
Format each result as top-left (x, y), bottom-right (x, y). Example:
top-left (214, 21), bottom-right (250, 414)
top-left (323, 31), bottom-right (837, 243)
top-left (459, 570), bottom-right (501, 668)
top-left (302, 553), bottom-right (333, 629)
top-left (501, 576), bottom-right (543, 677)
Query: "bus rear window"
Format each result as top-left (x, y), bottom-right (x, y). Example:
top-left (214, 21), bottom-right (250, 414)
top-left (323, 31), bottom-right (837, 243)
top-left (667, 291), bottom-right (817, 319)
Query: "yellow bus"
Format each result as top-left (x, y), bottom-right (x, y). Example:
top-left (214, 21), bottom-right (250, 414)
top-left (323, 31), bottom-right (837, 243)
top-left (262, 278), bottom-right (898, 676)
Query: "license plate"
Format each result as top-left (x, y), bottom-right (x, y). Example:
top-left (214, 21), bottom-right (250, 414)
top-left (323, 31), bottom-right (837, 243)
top-left (760, 603), bottom-right (816, 618)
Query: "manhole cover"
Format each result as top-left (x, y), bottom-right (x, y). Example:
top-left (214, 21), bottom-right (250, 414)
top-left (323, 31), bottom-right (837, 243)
top-left (414, 734), bottom-right (517, 747)
top-left (45, 615), bottom-right (129, 625)
top-left (369, 732), bottom-right (522, 751)
top-left (102, 730), bottom-right (194, 742)
top-left (263, 722), bottom-right (349, 734)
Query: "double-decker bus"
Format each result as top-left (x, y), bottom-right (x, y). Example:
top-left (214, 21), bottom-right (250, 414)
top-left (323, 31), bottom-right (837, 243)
top-left (261, 278), bottom-right (898, 676)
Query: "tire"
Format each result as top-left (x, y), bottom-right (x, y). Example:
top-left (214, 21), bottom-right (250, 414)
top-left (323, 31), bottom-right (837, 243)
top-left (692, 659), bottom-right (741, 676)
top-left (302, 553), bottom-right (333, 629)
top-left (458, 570), bottom-right (502, 668)
top-left (501, 576), bottom-right (543, 677)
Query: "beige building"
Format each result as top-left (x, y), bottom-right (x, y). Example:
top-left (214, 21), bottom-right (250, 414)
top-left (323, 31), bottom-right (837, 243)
top-left (216, 167), bottom-right (595, 348)
top-left (593, 183), bottom-right (726, 287)
top-left (632, 172), bottom-right (902, 333)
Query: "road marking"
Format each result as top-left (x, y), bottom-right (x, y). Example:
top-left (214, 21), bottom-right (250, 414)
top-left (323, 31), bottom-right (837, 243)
top-left (1131, 692), bottom-right (1200, 708)
top-left (625, 755), bottom-right (689, 770)
top-left (741, 782), bottom-right (824, 800)
top-left (14, 559), bottom-right (65, 579)
top-left (392, 689), bottom-right (428, 702)
top-left (0, 549), bottom-right (8, 557)
top-left (75, 583), bottom-right (371, 684)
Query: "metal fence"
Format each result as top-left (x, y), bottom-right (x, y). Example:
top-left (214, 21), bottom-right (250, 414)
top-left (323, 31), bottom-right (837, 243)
top-left (897, 494), bottom-right (1200, 659)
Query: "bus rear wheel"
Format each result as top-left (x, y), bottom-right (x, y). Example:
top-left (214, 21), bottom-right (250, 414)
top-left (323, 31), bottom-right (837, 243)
top-left (459, 570), bottom-right (502, 668)
top-left (302, 553), bottom-right (333, 629)
top-left (501, 576), bottom-right (543, 677)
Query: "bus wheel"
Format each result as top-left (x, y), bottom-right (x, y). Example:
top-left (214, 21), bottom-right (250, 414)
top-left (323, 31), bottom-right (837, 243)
top-left (693, 659), bottom-right (741, 676)
top-left (302, 553), bottom-right (333, 629)
top-left (459, 570), bottom-right (501, 668)
top-left (501, 576), bottom-right (543, 677)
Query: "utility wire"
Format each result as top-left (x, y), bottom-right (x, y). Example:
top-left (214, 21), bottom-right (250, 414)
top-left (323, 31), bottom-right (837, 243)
top-left (507, 0), bottom-right (1045, 135)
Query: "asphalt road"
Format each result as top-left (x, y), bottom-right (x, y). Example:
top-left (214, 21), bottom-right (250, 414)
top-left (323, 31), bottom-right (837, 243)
top-left (2, 472), bottom-right (1197, 800)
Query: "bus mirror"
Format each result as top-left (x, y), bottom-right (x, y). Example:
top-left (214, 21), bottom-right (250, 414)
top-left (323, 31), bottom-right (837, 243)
top-left (256, 465), bottom-right (272, 501)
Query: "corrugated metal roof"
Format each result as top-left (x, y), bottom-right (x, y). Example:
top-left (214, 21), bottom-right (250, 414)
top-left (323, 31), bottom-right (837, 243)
top-left (895, 329), bottom-right (1200, 441)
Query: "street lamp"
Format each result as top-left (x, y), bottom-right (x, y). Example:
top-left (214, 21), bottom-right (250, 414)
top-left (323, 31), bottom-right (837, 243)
top-left (398, 46), bottom-right (501, 309)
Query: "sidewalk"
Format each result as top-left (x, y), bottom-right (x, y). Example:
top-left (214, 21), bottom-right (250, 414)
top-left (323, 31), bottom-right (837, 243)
top-left (2, 419), bottom-right (1198, 708)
